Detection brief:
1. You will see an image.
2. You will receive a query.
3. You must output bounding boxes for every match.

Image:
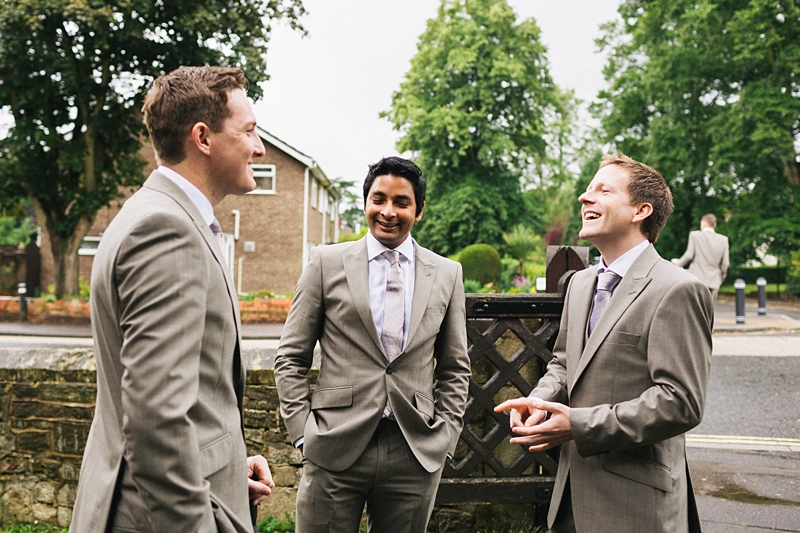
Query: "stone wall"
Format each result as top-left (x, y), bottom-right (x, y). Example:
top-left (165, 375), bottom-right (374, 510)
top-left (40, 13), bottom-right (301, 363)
top-left (0, 347), bottom-right (307, 527)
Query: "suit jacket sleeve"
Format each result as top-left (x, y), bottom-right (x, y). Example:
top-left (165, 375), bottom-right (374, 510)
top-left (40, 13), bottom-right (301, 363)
top-left (274, 247), bottom-right (325, 444)
top-left (570, 278), bottom-right (713, 457)
top-left (115, 212), bottom-right (217, 533)
top-left (431, 262), bottom-right (472, 454)
top-left (529, 282), bottom-right (571, 405)
top-left (673, 232), bottom-right (696, 268)
top-left (720, 236), bottom-right (730, 281)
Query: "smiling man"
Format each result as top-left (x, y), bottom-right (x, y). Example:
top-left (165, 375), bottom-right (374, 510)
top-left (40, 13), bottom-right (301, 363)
top-left (70, 66), bottom-right (274, 533)
top-left (496, 154), bottom-right (713, 533)
top-left (275, 156), bottom-right (470, 533)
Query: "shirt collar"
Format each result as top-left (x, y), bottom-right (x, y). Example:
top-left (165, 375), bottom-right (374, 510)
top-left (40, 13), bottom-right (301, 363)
top-left (598, 239), bottom-right (650, 278)
top-left (158, 165), bottom-right (215, 226)
top-left (702, 227), bottom-right (716, 233)
top-left (366, 231), bottom-right (415, 263)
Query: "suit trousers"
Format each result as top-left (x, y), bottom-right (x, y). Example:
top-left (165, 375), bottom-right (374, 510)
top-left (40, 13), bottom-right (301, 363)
top-left (550, 477), bottom-right (577, 533)
top-left (295, 419), bottom-right (444, 533)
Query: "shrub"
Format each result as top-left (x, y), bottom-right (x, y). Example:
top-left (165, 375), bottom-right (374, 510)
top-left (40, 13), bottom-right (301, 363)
top-left (787, 250), bottom-right (800, 299)
top-left (458, 244), bottom-right (502, 285)
top-left (463, 278), bottom-right (483, 293)
top-left (258, 513), bottom-right (295, 532)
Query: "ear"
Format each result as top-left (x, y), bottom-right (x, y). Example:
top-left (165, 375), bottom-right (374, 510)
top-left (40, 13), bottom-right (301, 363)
top-left (415, 201), bottom-right (425, 222)
top-left (632, 202), bottom-right (653, 224)
top-left (190, 122), bottom-right (212, 156)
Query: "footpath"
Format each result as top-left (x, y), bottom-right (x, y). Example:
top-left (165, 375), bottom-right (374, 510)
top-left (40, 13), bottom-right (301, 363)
top-left (1, 296), bottom-right (799, 532)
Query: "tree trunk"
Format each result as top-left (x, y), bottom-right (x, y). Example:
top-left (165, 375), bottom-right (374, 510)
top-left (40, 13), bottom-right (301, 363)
top-left (783, 158), bottom-right (800, 186)
top-left (51, 216), bottom-right (94, 297)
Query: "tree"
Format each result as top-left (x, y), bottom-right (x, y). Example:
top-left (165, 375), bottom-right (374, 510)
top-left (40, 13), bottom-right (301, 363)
top-left (594, 0), bottom-right (800, 263)
top-left (384, 0), bottom-right (559, 255)
top-left (0, 0), bottom-right (305, 296)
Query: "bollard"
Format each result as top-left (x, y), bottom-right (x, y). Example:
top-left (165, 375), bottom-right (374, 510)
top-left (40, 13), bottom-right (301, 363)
top-left (734, 279), bottom-right (746, 325)
top-left (18, 282), bottom-right (27, 322)
top-left (756, 277), bottom-right (767, 316)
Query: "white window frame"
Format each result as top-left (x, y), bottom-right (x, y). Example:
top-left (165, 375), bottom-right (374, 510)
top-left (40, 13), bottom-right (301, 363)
top-left (311, 180), bottom-right (318, 209)
top-left (78, 236), bottom-right (102, 256)
top-left (248, 164), bottom-right (277, 195)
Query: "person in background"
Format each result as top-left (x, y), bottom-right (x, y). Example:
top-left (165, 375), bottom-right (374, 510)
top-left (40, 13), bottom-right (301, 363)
top-left (672, 213), bottom-right (730, 300)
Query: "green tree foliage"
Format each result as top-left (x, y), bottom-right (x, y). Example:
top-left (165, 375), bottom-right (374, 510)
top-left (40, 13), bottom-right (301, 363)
top-left (0, 0), bottom-right (305, 296)
top-left (594, 0), bottom-right (800, 264)
top-left (458, 243), bottom-right (501, 285)
top-left (502, 224), bottom-right (542, 276)
top-left (384, 0), bottom-right (559, 255)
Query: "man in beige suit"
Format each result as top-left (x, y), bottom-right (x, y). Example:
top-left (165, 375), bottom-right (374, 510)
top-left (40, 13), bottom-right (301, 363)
top-left (673, 213), bottom-right (730, 300)
top-left (496, 155), bottom-right (713, 533)
top-left (274, 157), bottom-right (471, 533)
top-left (70, 67), bottom-right (274, 533)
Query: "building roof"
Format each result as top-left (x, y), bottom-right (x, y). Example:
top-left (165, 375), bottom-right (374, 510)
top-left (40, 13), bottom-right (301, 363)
top-left (256, 126), bottom-right (340, 199)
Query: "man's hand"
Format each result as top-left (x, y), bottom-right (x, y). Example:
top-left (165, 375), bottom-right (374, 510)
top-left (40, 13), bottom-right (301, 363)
top-left (494, 396), bottom-right (548, 429)
top-left (247, 455), bottom-right (275, 506)
top-left (495, 397), bottom-right (573, 452)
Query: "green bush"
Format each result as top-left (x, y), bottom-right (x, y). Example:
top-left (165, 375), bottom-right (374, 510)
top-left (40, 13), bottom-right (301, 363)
top-left (458, 244), bottom-right (502, 286)
top-left (258, 513), bottom-right (295, 532)
top-left (463, 278), bottom-right (483, 293)
top-left (787, 250), bottom-right (800, 298)
top-left (725, 264), bottom-right (786, 285)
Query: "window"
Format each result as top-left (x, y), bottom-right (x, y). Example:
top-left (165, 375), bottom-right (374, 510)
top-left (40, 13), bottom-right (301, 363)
top-left (78, 236), bottom-right (102, 256)
top-left (248, 164), bottom-right (276, 194)
top-left (311, 180), bottom-right (318, 209)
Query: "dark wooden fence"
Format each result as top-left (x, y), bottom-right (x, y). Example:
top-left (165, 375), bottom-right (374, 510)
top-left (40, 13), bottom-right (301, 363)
top-left (436, 246), bottom-right (589, 506)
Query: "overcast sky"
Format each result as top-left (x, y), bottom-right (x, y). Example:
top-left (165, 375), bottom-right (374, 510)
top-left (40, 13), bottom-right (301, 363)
top-left (253, 0), bottom-right (622, 186)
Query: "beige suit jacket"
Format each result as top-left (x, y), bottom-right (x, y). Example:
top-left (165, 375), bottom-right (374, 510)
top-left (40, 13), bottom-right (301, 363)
top-left (674, 229), bottom-right (730, 289)
top-left (274, 237), bottom-right (471, 473)
top-left (70, 171), bottom-right (251, 533)
top-left (532, 245), bottom-right (713, 533)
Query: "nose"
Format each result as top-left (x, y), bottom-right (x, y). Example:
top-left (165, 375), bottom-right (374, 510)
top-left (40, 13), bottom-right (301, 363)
top-left (253, 133), bottom-right (265, 157)
top-left (380, 201), bottom-right (395, 218)
top-left (578, 190), bottom-right (592, 204)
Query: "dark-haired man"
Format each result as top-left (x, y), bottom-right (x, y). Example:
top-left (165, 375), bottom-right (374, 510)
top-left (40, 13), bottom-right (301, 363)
top-left (496, 154), bottom-right (713, 533)
top-left (275, 156), bottom-right (471, 533)
top-left (71, 66), bottom-right (273, 533)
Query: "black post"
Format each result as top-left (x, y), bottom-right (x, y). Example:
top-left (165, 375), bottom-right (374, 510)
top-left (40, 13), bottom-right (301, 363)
top-left (756, 277), bottom-right (767, 316)
top-left (18, 282), bottom-right (27, 322)
top-left (734, 279), bottom-right (746, 325)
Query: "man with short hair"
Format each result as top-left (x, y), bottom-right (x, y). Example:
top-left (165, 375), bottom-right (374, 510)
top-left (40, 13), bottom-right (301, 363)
top-left (70, 66), bottom-right (274, 533)
top-left (673, 213), bottom-right (730, 300)
top-left (275, 156), bottom-right (471, 533)
top-left (496, 154), bottom-right (713, 533)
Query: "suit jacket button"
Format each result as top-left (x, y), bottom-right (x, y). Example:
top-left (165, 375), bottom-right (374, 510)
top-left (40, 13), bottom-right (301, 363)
top-left (386, 367), bottom-right (393, 375)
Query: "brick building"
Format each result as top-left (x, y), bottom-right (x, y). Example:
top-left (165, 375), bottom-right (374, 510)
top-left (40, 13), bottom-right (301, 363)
top-left (38, 127), bottom-right (340, 296)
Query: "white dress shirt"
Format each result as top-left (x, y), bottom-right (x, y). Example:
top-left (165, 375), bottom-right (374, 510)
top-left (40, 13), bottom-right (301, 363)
top-left (366, 231), bottom-right (416, 350)
top-left (597, 239), bottom-right (651, 279)
top-left (158, 165), bottom-right (215, 227)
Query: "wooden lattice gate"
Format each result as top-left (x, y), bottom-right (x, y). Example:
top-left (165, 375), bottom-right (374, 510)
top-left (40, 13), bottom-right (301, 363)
top-left (436, 293), bottom-right (564, 504)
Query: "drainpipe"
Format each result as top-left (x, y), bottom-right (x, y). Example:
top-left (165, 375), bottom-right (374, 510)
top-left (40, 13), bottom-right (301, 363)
top-left (333, 202), bottom-right (340, 243)
top-left (231, 209), bottom-right (240, 240)
top-left (302, 167), bottom-right (310, 269)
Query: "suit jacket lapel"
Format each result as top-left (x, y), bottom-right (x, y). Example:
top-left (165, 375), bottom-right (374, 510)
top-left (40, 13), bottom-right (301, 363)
top-left (343, 239), bottom-right (386, 356)
top-left (406, 242), bottom-right (437, 350)
top-left (574, 246), bottom-right (658, 386)
top-left (143, 171), bottom-right (243, 344)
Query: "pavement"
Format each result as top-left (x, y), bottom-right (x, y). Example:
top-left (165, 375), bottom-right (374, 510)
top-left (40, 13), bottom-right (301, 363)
top-left (2, 296), bottom-right (799, 532)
